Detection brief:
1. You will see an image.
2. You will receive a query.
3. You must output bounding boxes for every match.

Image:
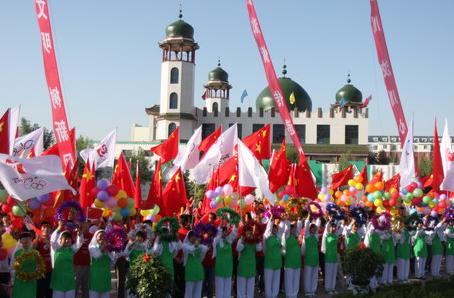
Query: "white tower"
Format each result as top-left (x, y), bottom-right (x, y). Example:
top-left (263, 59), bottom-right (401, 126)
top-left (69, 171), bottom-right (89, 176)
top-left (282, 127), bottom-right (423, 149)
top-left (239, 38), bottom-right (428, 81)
top-left (155, 10), bottom-right (199, 141)
top-left (203, 60), bottom-right (232, 114)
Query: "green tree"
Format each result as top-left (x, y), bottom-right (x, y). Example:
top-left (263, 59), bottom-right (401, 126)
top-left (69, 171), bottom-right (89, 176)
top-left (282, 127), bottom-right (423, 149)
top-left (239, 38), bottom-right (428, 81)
top-left (419, 157), bottom-right (433, 177)
top-left (75, 135), bottom-right (93, 153)
top-left (124, 149), bottom-right (152, 182)
top-left (338, 150), bottom-right (352, 171)
top-left (19, 117), bottom-right (54, 149)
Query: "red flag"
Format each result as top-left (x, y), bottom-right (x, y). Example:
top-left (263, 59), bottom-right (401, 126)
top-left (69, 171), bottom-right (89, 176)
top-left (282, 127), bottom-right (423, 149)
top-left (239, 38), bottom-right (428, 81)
top-left (242, 124), bottom-right (271, 160)
top-left (331, 165), bottom-right (354, 190)
top-left (42, 128), bottom-right (76, 157)
top-left (431, 122), bottom-right (444, 192)
top-left (144, 160), bottom-right (162, 209)
top-left (294, 155), bottom-right (317, 199)
top-left (359, 95), bottom-right (372, 108)
top-left (268, 140), bottom-right (290, 193)
top-left (161, 168), bottom-right (188, 217)
top-left (360, 165), bottom-right (368, 185)
top-left (150, 127), bottom-right (179, 163)
top-left (201, 90), bottom-right (207, 100)
top-left (0, 109), bottom-right (10, 154)
top-left (80, 159), bottom-right (96, 209)
top-left (112, 152), bottom-right (135, 197)
top-left (134, 161), bottom-right (142, 209)
top-left (384, 173), bottom-right (400, 191)
top-left (198, 127), bottom-right (222, 154)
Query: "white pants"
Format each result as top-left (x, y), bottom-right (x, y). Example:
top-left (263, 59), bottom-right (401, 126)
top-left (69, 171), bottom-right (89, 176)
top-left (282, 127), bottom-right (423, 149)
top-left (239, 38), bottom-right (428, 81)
top-left (215, 276), bottom-right (232, 298)
top-left (324, 262), bottom-right (337, 291)
top-left (369, 276), bottom-right (378, 289)
top-left (88, 291), bottom-right (110, 298)
top-left (304, 265), bottom-right (318, 295)
top-left (184, 281), bottom-right (202, 298)
top-left (284, 268), bottom-right (300, 298)
top-left (237, 276), bottom-right (255, 298)
top-left (431, 254), bottom-right (442, 277)
top-left (397, 258), bottom-right (410, 281)
top-left (415, 257), bottom-right (427, 278)
top-left (53, 290), bottom-right (75, 298)
top-left (381, 263), bottom-right (394, 285)
top-left (447, 255), bottom-right (454, 275)
top-left (264, 268), bottom-right (280, 298)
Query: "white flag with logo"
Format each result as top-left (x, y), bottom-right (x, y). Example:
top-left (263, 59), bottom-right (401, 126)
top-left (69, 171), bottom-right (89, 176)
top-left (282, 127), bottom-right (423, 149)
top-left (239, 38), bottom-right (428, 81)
top-left (441, 119), bottom-right (454, 191)
top-left (238, 140), bottom-right (275, 203)
top-left (192, 124), bottom-right (238, 184)
top-left (13, 128), bottom-right (44, 158)
top-left (399, 120), bottom-right (415, 188)
top-left (80, 129), bottom-right (116, 169)
top-left (0, 154), bottom-right (74, 201)
top-left (170, 126), bottom-right (202, 176)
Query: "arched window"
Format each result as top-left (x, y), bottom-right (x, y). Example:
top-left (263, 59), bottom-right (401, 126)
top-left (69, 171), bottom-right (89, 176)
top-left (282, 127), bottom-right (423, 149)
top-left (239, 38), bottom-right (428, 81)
top-left (212, 102), bottom-right (219, 112)
top-left (169, 92), bottom-right (178, 109)
top-left (170, 67), bottom-right (179, 84)
top-left (168, 123), bottom-right (177, 137)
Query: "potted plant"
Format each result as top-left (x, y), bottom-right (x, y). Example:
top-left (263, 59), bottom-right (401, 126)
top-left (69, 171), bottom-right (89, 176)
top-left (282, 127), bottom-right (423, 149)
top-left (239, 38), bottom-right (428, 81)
top-left (342, 246), bottom-right (384, 295)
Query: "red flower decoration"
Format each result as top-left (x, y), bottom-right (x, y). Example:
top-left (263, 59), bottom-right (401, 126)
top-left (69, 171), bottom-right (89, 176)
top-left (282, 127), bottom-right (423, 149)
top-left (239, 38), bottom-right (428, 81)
top-left (142, 253), bottom-right (150, 263)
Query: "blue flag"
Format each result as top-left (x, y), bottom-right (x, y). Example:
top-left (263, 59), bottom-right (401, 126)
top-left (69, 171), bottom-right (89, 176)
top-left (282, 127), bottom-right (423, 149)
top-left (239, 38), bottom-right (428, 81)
top-left (339, 98), bottom-right (347, 108)
top-left (240, 89), bottom-right (248, 103)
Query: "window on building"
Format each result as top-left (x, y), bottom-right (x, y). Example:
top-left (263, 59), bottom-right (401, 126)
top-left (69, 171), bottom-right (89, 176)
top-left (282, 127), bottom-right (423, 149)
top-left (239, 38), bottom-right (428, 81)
top-left (212, 102), bottom-right (218, 112)
top-left (169, 92), bottom-right (178, 109)
top-left (273, 124), bottom-right (285, 144)
top-left (168, 122), bottom-right (177, 137)
top-left (345, 125), bottom-right (359, 145)
top-left (202, 123), bottom-right (215, 139)
top-left (252, 124), bottom-right (264, 133)
top-left (170, 67), bottom-right (179, 84)
top-left (295, 125), bottom-right (306, 144)
top-left (317, 125), bottom-right (330, 144)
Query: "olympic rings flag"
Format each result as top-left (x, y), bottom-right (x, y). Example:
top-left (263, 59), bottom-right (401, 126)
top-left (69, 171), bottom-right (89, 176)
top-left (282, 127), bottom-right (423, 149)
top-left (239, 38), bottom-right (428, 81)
top-left (34, 0), bottom-right (75, 167)
top-left (0, 154), bottom-right (74, 201)
top-left (245, 0), bottom-right (305, 156)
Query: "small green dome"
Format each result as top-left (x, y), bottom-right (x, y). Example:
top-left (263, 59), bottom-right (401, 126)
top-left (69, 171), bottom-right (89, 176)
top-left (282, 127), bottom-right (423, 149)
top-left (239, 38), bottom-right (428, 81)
top-left (165, 19), bottom-right (194, 40)
top-left (335, 78), bottom-right (362, 104)
top-left (256, 77), bottom-right (312, 112)
top-left (208, 65), bottom-right (229, 82)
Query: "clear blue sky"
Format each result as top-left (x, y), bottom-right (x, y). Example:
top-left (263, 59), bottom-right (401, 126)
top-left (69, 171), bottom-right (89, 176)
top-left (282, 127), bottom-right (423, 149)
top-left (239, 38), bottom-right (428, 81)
top-left (1, 0), bottom-right (453, 140)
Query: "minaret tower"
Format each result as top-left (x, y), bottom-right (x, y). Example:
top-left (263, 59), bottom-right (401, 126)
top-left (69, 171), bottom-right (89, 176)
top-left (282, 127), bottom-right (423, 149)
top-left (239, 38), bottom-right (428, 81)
top-left (156, 9), bottom-right (199, 141)
top-left (203, 59), bottom-right (232, 113)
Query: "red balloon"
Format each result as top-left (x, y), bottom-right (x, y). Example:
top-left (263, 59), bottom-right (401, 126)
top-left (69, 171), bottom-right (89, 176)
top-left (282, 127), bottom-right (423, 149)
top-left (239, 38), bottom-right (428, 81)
top-left (11, 217), bottom-right (23, 230)
top-left (391, 191), bottom-right (400, 200)
top-left (1, 204), bottom-right (11, 213)
top-left (6, 196), bottom-right (15, 207)
top-left (106, 185), bottom-right (119, 196)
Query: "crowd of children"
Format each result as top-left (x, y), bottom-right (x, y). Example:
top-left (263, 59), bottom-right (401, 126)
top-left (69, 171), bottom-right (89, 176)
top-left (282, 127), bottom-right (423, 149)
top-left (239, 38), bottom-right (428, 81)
top-left (0, 201), bottom-right (453, 298)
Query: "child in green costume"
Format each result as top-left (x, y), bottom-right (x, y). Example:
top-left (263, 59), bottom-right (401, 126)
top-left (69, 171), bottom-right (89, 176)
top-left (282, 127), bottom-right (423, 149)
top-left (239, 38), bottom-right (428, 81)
top-left (302, 215), bottom-right (321, 297)
top-left (88, 229), bottom-right (115, 298)
top-left (444, 220), bottom-right (454, 275)
top-left (321, 221), bottom-right (342, 295)
top-left (11, 232), bottom-right (39, 298)
top-left (50, 223), bottom-right (83, 298)
top-left (212, 224), bottom-right (237, 298)
top-left (182, 230), bottom-right (208, 298)
top-left (412, 222), bottom-right (429, 279)
top-left (263, 219), bottom-right (284, 298)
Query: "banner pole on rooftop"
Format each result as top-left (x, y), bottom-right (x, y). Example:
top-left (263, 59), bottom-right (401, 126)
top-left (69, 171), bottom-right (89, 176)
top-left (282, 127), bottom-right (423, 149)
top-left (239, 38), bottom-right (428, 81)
top-left (370, 0), bottom-right (408, 147)
top-left (34, 0), bottom-right (75, 168)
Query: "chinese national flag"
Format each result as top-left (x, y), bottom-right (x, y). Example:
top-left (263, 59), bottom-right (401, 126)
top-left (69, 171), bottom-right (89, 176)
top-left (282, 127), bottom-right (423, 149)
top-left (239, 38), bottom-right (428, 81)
top-left (431, 122), bottom-right (444, 192)
top-left (143, 160), bottom-right (162, 209)
top-left (359, 165), bottom-right (368, 185)
top-left (242, 124), bottom-right (271, 160)
top-left (150, 127), bottom-right (179, 164)
top-left (294, 155), bottom-right (317, 199)
top-left (269, 140), bottom-right (290, 193)
top-left (384, 173), bottom-right (400, 191)
top-left (112, 152), bottom-right (135, 197)
top-left (0, 109), bottom-right (10, 154)
top-left (80, 159), bottom-right (96, 209)
top-left (198, 127), bottom-right (221, 155)
top-left (134, 161), bottom-right (142, 209)
top-left (331, 165), bottom-right (354, 190)
top-left (161, 168), bottom-right (188, 217)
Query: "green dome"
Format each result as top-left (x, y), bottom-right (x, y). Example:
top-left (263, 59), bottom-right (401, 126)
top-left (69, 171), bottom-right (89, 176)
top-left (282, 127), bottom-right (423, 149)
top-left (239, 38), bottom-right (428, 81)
top-left (208, 66), bottom-right (228, 82)
top-left (335, 80), bottom-right (362, 104)
top-left (256, 77), bottom-right (312, 112)
top-left (165, 19), bottom-right (194, 40)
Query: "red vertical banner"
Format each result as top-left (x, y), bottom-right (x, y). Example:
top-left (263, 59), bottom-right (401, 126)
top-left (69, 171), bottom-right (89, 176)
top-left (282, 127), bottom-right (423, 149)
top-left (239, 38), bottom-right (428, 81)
top-left (245, 0), bottom-right (305, 156)
top-left (34, 0), bottom-right (75, 168)
top-left (370, 0), bottom-right (408, 147)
